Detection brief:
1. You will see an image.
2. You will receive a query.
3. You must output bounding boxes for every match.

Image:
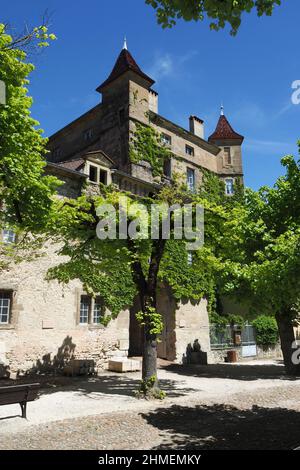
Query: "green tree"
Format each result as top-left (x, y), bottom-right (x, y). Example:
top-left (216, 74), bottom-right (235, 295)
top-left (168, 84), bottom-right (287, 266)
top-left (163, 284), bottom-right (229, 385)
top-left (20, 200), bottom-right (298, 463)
top-left (0, 23), bottom-right (59, 241)
top-left (47, 127), bottom-right (225, 397)
top-left (219, 151), bottom-right (300, 374)
top-left (146, 0), bottom-right (281, 34)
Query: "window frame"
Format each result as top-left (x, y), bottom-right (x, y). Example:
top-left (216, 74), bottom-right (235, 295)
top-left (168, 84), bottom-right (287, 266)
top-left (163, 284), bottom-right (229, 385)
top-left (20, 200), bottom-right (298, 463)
top-left (2, 229), bottom-right (16, 244)
top-left (186, 167), bottom-right (196, 192)
top-left (79, 295), bottom-right (90, 325)
top-left (79, 294), bottom-right (106, 326)
top-left (163, 157), bottom-right (172, 178)
top-left (225, 178), bottom-right (234, 196)
top-left (161, 133), bottom-right (171, 146)
top-left (88, 164), bottom-right (99, 183)
top-left (224, 146), bottom-right (232, 165)
top-left (0, 291), bottom-right (12, 325)
top-left (99, 169), bottom-right (108, 185)
top-left (93, 296), bottom-right (105, 325)
top-left (185, 145), bottom-right (194, 157)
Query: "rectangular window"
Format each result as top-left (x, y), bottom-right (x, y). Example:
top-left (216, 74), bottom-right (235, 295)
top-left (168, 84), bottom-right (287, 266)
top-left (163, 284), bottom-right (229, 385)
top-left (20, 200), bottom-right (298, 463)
top-left (93, 296), bottom-right (105, 324)
top-left (224, 147), bottom-right (231, 165)
top-left (225, 178), bottom-right (234, 195)
top-left (99, 169), bottom-right (108, 185)
top-left (0, 291), bottom-right (11, 324)
top-left (89, 165), bottom-right (98, 182)
top-left (79, 296), bottom-right (90, 324)
top-left (2, 229), bottom-right (16, 244)
top-left (83, 129), bottom-right (93, 141)
top-left (161, 134), bottom-right (171, 146)
top-left (187, 168), bottom-right (195, 192)
top-left (187, 252), bottom-right (193, 266)
top-left (185, 145), bottom-right (194, 156)
top-left (163, 157), bottom-right (171, 178)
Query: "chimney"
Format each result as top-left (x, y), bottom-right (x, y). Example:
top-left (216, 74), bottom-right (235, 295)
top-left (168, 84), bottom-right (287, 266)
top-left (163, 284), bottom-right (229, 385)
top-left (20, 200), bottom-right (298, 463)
top-left (149, 89), bottom-right (158, 114)
top-left (189, 115), bottom-right (204, 139)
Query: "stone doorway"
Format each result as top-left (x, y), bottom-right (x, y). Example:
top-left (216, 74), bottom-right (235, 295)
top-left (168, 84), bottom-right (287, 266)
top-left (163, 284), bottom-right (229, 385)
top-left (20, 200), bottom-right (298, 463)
top-left (128, 288), bottom-right (176, 361)
top-left (157, 286), bottom-right (176, 361)
top-left (128, 299), bottom-right (143, 356)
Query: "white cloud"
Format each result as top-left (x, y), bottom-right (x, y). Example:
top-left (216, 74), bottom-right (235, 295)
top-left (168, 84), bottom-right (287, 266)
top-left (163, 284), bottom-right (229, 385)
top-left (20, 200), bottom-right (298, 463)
top-left (273, 101), bottom-right (293, 119)
top-left (232, 103), bottom-right (267, 128)
top-left (244, 138), bottom-right (296, 155)
top-left (146, 50), bottom-right (198, 83)
top-left (147, 53), bottom-right (173, 82)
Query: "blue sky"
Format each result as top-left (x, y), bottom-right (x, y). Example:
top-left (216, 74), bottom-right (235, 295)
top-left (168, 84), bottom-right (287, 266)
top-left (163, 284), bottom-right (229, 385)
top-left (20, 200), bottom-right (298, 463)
top-left (2, 1), bottom-right (300, 189)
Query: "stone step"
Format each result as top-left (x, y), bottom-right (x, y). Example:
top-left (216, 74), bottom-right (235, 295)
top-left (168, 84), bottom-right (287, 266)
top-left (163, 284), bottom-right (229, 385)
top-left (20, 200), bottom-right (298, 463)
top-left (108, 358), bottom-right (141, 373)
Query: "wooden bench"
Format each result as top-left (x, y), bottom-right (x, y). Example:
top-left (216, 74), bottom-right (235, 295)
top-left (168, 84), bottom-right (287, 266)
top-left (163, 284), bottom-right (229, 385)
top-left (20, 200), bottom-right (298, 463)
top-left (0, 383), bottom-right (40, 419)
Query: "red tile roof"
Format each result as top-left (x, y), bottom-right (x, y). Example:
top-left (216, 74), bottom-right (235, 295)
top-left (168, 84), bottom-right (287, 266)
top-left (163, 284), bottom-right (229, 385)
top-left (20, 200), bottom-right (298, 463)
top-left (57, 158), bottom-right (85, 171)
top-left (96, 48), bottom-right (154, 92)
top-left (208, 115), bottom-right (244, 142)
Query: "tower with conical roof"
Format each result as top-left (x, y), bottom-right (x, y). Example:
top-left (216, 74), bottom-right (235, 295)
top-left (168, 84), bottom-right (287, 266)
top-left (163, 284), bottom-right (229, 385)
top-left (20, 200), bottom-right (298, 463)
top-left (208, 106), bottom-right (244, 190)
top-left (94, 41), bottom-right (157, 171)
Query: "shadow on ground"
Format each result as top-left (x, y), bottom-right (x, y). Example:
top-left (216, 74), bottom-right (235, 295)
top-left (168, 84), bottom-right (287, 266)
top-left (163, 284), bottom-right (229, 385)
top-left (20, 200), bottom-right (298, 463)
top-left (162, 362), bottom-right (299, 381)
top-left (142, 403), bottom-right (300, 450)
top-left (33, 374), bottom-right (199, 399)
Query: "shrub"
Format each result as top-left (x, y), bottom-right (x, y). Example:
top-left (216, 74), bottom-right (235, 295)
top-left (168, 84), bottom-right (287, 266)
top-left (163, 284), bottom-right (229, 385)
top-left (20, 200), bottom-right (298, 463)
top-left (252, 315), bottom-right (279, 347)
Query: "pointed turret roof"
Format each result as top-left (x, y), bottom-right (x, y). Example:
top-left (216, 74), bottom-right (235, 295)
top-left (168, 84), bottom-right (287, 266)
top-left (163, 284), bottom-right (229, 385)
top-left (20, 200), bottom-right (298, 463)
top-left (96, 46), bottom-right (154, 93)
top-left (208, 112), bottom-right (244, 143)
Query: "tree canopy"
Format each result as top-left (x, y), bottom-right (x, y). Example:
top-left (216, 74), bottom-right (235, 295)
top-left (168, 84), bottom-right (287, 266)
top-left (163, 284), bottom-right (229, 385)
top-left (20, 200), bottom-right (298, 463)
top-left (146, 0), bottom-right (281, 34)
top-left (217, 151), bottom-right (300, 372)
top-left (0, 23), bottom-right (59, 234)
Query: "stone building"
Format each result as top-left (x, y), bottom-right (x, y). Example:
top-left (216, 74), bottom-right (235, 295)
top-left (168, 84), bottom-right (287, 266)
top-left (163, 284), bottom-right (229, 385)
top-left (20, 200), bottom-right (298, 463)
top-left (0, 44), bottom-right (244, 376)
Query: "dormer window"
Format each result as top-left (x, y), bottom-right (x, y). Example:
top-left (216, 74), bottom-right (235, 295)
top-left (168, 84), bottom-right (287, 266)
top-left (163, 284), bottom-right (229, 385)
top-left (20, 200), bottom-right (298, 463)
top-left (99, 169), bottom-right (107, 185)
top-left (83, 129), bottom-right (93, 141)
top-left (225, 178), bottom-right (234, 195)
top-left (161, 134), bottom-right (171, 146)
top-left (89, 165), bottom-right (98, 182)
top-left (88, 163), bottom-right (109, 185)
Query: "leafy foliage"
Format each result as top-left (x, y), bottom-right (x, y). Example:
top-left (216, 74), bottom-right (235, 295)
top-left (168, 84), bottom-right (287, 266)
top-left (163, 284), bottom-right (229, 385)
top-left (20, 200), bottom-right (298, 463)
top-left (209, 312), bottom-right (246, 329)
top-left (0, 23), bottom-right (59, 233)
top-left (146, 0), bottom-right (281, 35)
top-left (252, 315), bottom-right (279, 347)
top-left (136, 307), bottom-right (164, 335)
top-left (130, 122), bottom-right (172, 177)
top-left (219, 151), bottom-right (300, 319)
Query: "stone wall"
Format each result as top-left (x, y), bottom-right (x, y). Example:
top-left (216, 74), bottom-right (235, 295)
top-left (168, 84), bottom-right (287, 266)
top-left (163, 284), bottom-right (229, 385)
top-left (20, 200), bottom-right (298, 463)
top-left (157, 286), bottom-right (211, 364)
top-left (0, 243), bottom-right (129, 377)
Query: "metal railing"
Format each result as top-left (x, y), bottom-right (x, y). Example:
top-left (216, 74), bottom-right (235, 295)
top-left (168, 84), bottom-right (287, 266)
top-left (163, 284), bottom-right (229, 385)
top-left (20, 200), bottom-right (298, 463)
top-left (210, 323), bottom-right (256, 349)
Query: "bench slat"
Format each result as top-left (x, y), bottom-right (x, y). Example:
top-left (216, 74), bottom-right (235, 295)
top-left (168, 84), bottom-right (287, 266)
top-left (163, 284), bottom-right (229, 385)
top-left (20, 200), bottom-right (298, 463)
top-left (0, 391), bottom-right (38, 405)
top-left (0, 383), bottom-right (40, 406)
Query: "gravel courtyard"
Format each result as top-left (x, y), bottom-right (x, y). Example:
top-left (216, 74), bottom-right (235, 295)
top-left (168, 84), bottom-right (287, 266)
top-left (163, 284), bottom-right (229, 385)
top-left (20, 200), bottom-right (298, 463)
top-left (1, 360), bottom-right (300, 450)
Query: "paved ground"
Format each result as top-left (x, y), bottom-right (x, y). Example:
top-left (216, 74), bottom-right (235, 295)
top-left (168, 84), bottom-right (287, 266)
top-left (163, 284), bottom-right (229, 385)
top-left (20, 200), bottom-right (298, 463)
top-left (1, 360), bottom-right (300, 449)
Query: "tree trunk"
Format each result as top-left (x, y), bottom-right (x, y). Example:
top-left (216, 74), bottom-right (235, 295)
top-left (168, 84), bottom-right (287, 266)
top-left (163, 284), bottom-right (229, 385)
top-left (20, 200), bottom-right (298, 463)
top-left (128, 237), bottom-right (166, 397)
top-left (142, 239), bottom-right (166, 396)
top-left (141, 276), bottom-right (159, 393)
top-left (276, 311), bottom-right (300, 375)
top-left (142, 323), bottom-right (158, 386)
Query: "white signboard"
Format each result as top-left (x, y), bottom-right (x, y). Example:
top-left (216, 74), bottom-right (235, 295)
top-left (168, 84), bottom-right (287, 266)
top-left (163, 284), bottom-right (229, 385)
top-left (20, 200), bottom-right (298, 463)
top-left (242, 345), bottom-right (257, 357)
